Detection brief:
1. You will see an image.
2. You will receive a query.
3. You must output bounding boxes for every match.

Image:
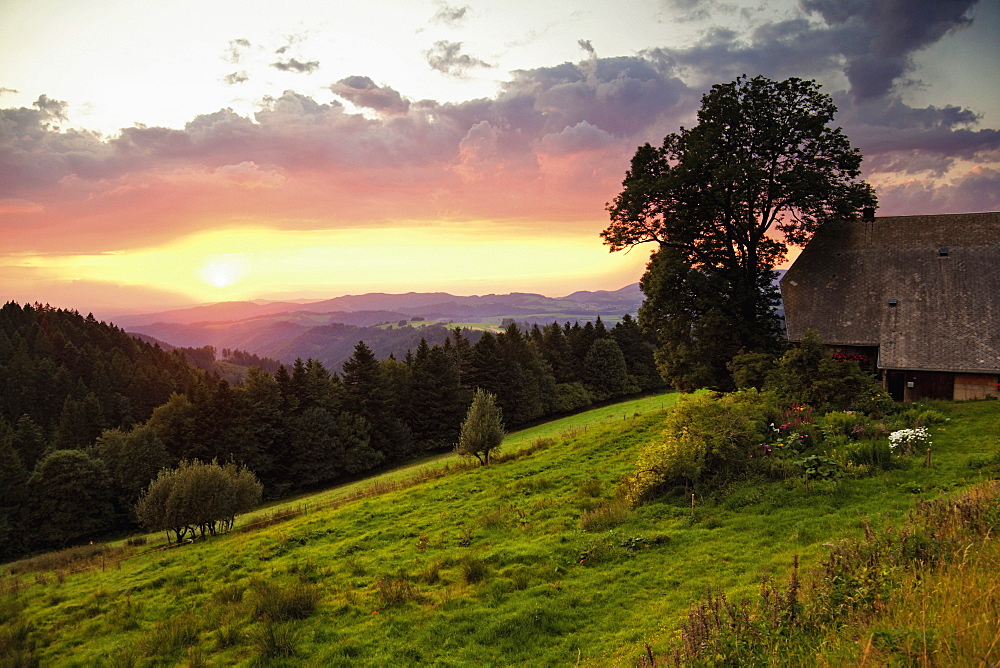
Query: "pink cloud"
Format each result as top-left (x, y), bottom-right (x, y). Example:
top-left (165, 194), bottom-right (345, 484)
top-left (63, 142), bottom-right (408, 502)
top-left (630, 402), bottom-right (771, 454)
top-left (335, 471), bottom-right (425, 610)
top-left (1, 45), bottom-right (997, 257)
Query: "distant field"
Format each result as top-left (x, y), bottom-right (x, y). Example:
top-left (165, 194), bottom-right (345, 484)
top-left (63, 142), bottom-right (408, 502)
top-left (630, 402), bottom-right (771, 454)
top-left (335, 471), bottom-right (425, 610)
top-left (2, 395), bottom-right (997, 666)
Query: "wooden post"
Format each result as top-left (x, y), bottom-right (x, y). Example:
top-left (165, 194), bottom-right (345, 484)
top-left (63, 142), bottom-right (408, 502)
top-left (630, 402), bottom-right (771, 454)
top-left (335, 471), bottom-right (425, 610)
top-left (691, 493), bottom-right (695, 518)
top-left (925, 447), bottom-right (931, 468)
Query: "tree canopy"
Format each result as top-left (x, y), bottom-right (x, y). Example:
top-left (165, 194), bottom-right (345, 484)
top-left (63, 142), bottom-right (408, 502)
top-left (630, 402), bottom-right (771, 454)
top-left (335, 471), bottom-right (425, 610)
top-left (602, 75), bottom-right (876, 389)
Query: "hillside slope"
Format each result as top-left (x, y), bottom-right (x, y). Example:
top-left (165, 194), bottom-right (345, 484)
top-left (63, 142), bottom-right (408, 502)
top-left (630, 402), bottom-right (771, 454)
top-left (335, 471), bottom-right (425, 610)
top-left (2, 395), bottom-right (997, 665)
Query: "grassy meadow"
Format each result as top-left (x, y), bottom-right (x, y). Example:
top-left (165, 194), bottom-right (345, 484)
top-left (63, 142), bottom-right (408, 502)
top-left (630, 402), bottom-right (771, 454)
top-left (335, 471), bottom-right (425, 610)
top-left (2, 393), bottom-right (999, 666)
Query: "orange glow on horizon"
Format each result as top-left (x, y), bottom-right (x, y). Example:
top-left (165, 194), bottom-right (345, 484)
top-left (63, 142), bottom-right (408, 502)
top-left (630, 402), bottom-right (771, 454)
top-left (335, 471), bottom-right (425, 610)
top-left (2, 224), bottom-right (652, 314)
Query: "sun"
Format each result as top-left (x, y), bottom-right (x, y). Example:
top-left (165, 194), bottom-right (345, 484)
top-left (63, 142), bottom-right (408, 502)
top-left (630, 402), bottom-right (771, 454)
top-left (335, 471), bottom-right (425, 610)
top-left (199, 255), bottom-right (250, 289)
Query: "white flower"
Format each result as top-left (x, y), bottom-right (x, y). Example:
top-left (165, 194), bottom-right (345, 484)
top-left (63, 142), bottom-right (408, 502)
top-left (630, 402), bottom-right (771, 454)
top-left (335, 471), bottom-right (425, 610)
top-left (888, 427), bottom-right (932, 451)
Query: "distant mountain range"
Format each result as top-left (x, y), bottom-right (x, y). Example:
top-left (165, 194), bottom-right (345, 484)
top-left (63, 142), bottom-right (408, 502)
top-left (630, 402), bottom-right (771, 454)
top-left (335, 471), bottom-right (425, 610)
top-left (119, 285), bottom-right (646, 372)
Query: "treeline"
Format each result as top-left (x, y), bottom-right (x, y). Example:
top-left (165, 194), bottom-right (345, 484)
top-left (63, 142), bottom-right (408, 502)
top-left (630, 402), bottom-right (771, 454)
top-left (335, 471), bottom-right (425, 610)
top-left (1, 303), bottom-right (659, 560)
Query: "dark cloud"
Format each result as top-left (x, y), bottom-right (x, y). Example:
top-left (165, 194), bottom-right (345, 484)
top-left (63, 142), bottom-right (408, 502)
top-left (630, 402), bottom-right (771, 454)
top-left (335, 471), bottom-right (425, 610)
top-left (425, 40), bottom-right (493, 76)
top-left (1, 34), bottom-right (995, 245)
top-left (801, 0), bottom-right (978, 100)
top-left (578, 39), bottom-right (596, 57)
top-left (271, 58), bottom-right (320, 74)
top-left (0, 87), bottom-right (18, 96)
top-left (329, 76), bottom-right (410, 115)
top-left (432, 2), bottom-right (470, 25)
top-left (223, 71), bottom-right (249, 85)
top-left (839, 94), bottom-right (1000, 176)
top-left (33, 95), bottom-right (68, 121)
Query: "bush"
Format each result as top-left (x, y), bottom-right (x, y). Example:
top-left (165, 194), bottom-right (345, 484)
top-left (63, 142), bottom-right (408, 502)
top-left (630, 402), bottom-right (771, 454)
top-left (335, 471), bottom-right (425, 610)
top-left (765, 330), bottom-right (895, 416)
top-left (134, 460), bottom-right (262, 543)
top-left (843, 440), bottom-right (896, 470)
top-left (891, 407), bottom-right (948, 429)
top-left (625, 389), bottom-right (782, 505)
top-left (816, 411), bottom-right (872, 442)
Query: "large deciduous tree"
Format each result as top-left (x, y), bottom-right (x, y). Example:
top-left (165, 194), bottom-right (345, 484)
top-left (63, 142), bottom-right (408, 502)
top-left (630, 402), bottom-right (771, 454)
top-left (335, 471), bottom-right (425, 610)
top-left (602, 75), bottom-right (876, 390)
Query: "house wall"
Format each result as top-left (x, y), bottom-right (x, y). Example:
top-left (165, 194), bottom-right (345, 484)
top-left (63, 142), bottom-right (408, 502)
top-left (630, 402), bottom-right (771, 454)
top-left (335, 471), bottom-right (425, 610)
top-left (953, 373), bottom-right (1000, 401)
top-left (885, 371), bottom-right (1000, 401)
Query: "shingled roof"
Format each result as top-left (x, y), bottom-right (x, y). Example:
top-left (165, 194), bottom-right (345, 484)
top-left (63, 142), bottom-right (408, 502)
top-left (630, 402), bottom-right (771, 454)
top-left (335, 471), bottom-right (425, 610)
top-left (781, 211), bottom-right (1000, 374)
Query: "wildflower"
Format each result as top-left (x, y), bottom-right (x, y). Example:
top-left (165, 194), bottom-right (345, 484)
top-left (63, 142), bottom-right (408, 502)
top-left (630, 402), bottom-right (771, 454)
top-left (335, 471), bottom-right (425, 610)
top-left (888, 427), bottom-right (932, 455)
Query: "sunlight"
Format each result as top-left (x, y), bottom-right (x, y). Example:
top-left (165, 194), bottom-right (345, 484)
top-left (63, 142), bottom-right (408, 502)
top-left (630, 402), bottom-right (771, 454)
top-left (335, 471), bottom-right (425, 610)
top-left (200, 258), bottom-right (247, 288)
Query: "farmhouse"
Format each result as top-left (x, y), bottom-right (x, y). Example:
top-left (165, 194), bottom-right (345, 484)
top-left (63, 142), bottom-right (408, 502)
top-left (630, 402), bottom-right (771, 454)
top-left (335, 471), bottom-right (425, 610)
top-left (781, 210), bottom-right (1000, 402)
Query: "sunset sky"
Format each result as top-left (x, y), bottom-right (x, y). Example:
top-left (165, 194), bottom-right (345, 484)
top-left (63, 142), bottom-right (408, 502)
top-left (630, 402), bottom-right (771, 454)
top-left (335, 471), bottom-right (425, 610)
top-left (2, 0), bottom-right (998, 317)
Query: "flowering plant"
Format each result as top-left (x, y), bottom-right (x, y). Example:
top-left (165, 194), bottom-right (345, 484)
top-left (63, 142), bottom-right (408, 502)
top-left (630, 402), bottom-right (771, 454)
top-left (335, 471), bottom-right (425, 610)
top-left (756, 422), bottom-right (810, 457)
top-left (888, 426), bottom-right (931, 455)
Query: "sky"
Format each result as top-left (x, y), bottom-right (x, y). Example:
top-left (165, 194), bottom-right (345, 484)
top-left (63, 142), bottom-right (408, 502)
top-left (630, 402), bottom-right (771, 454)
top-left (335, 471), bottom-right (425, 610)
top-left (1, 0), bottom-right (998, 316)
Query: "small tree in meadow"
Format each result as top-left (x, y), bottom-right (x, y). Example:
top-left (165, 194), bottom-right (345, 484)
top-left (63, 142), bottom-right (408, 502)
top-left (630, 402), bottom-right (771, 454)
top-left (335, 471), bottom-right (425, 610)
top-left (455, 389), bottom-right (505, 466)
top-left (135, 459), bottom-right (262, 543)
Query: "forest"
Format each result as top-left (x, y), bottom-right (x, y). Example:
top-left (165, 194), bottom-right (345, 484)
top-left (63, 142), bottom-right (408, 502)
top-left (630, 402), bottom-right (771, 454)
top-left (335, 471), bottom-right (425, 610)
top-left (0, 301), bottom-right (661, 561)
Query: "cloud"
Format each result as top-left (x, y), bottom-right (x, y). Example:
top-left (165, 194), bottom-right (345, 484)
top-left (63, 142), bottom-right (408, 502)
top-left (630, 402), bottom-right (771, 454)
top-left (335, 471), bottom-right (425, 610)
top-left (425, 40), bottom-right (493, 76)
top-left (214, 161), bottom-right (286, 189)
top-left (432, 2), bottom-right (470, 25)
top-left (223, 71), bottom-right (249, 85)
top-left (876, 165), bottom-right (1000, 214)
top-left (538, 121), bottom-right (616, 155)
top-left (33, 94), bottom-right (69, 121)
top-left (663, 0), bottom-right (738, 23)
top-left (271, 58), bottom-right (320, 74)
top-left (329, 76), bottom-right (410, 115)
top-left (801, 0), bottom-right (978, 100)
top-left (2, 18), bottom-right (996, 258)
top-left (0, 87), bottom-right (18, 96)
top-left (0, 198), bottom-right (43, 215)
top-left (224, 38), bottom-right (252, 64)
top-left (841, 94), bottom-right (1000, 176)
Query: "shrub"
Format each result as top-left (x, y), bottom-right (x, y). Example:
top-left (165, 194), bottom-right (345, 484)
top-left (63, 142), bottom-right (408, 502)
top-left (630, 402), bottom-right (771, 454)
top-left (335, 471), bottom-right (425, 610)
top-left (765, 330), bottom-right (895, 416)
top-left (134, 460), bottom-right (262, 543)
top-left (891, 407), bottom-right (948, 429)
top-left (843, 440), bottom-right (896, 470)
top-left (816, 411), bottom-right (872, 442)
top-left (625, 389), bottom-right (782, 504)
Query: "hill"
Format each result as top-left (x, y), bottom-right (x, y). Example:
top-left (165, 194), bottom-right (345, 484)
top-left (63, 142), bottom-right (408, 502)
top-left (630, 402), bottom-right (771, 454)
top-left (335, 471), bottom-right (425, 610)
top-left (110, 284), bottom-right (644, 328)
top-left (3, 394), bottom-right (997, 665)
top-left (113, 286), bottom-right (646, 370)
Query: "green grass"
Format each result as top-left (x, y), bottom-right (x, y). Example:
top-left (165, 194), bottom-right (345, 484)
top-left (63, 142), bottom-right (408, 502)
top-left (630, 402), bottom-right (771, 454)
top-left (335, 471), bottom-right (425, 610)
top-left (2, 396), bottom-right (998, 666)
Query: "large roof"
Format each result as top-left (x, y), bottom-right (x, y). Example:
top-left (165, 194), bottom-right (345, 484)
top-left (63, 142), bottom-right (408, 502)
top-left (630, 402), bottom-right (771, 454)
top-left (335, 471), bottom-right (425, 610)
top-left (781, 211), bottom-right (1000, 374)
